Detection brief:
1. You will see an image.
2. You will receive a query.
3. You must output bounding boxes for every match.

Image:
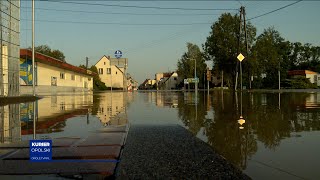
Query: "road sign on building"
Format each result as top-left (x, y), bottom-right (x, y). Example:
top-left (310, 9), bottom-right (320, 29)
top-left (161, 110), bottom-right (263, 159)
top-left (115, 50), bottom-right (122, 59)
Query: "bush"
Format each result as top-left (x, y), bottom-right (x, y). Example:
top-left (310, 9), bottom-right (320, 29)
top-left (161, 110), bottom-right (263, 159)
top-left (289, 77), bottom-right (318, 89)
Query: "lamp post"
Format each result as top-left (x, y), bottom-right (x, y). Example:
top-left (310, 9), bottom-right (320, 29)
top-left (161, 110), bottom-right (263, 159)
top-left (194, 58), bottom-right (197, 92)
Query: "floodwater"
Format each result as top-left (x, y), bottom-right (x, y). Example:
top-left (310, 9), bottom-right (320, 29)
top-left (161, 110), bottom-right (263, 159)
top-left (1, 91), bottom-right (320, 179)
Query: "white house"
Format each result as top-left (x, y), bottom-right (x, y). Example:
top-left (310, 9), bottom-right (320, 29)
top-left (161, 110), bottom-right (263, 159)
top-left (157, 72), bottom-right (180, 90)
top-left (20, 49), bottom-right (94, 95)
top-left (288, 70), bottom-right (320, 86)
top-left (95, 56), bottom-right (128, 89)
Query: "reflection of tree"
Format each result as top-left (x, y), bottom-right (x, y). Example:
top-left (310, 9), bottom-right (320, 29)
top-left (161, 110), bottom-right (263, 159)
top-left (248, 93), bottom-right (291, 150)
top-left (178, 91), bottom-right (320, 170)
top-left (206, 91), bottom-right (257, 169)
top-left (177, 92), bottom-right (207, 135)
top-left (91, 94), bottom-right (101, 115)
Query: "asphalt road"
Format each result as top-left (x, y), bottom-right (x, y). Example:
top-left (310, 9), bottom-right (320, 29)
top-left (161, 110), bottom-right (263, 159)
top-left (117, 125), bottom-right (251, 179)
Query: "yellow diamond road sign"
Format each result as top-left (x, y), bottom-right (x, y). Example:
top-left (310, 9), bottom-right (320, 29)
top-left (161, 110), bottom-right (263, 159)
top-left (237, 53), bottom-right (245, 62)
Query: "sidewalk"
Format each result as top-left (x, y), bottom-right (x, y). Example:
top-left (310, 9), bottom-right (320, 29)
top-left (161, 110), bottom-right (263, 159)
top-left (0, 125), bottom-right (128, 179)
top-left (117, 125), bottom-right (251, 179)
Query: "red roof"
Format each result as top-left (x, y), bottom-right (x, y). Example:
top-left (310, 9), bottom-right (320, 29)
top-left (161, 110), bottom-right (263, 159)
top-left (20, 49), bottom-right (94, 76)
top-left (288, 70), bottom-right (318, 76)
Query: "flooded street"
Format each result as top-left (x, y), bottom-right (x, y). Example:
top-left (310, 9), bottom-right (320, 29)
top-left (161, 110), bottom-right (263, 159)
top-left (1, 91), bottom-right (320, 179)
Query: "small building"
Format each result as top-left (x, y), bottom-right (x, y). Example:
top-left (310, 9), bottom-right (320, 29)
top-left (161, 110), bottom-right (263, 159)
top-left (127, 73), bottom-right (139, 91)
top-left (95, 56), bottom-right (128, 89)
top-left (139, 79), bottom-right (156, 90)
top-left (288, 70), bottom-right (320, 86)
top-left (157, 72), bottom-right (180, 90)
top-left (20, 49), bottom-right (94, 95)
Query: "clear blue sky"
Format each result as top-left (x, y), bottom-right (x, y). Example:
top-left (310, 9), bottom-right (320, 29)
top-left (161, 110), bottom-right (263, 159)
top-left (20, 1), bottom-right (320, 83)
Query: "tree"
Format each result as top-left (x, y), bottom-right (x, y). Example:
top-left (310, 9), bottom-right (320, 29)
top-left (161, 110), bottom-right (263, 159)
top-left (177, 43), bottom-right (207, 88)
top-left (203, 13), bottom-right (257, 88)
top-left (252, 27), bottom-right (290, 88)
top-left (79, 64), bottom-right (107, 90)
top-left (34, 45), bottom-right (66, 61)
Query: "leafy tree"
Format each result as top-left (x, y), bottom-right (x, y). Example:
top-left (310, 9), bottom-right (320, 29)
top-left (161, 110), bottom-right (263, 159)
top-left (177, 43), bottom-right (207, 88)
top-left (34, 45), bottom-right (66, 61)
top-left (252, 27), bottom-right (288, 88)
top-left (79, 64), bottom-right (107, 90)
top-left (203, 13), bottom-right (256, 88)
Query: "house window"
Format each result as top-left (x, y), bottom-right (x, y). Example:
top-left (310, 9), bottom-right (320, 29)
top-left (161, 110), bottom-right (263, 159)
top-left (104, 62), bottom-right (106, 65)
top-left (71, 74), bottom-right (75, 81)
top-left (106, 68), bottom-right (111, 74)
top-left (174, 77), bottom-right (177, 80)
top-left (60, 72), bottom-right (65, 79)
top-left (318, 77), bottom-right (320, 80)
top-left (80, 76), bottom-right (82, 82)
top-left (99, 68), bottom-right (103, 74)
top-left (88, 77), bottom-right (91, 81)
top-left (116, 71), bottom-right (117, 74)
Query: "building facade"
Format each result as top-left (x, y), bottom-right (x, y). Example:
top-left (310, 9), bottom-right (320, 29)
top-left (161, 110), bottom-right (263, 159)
top-left (20, 49), bottom-right (93, 95)
top-left (156, 72), bottom-right (180, 90)
top-left (95, 56), bottom-right (128, 89)
top-left (288, 70), bottom-right (320, 86)
top-left (0, 1), bottom-right (20, 97)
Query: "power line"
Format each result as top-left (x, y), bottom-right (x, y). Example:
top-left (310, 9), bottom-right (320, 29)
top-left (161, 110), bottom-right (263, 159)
top-left (20, 7), bottom-right (224, 16)
top-left (39, 0), bottom-right (238, 11)
top-left (21, 19), bottom-right (212, 26)
top-left (248, 0), bottom-right (302, 21)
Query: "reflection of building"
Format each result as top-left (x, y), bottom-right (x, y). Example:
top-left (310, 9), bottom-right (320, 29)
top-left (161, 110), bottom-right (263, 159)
top-left (0, 1), bottom-right (20, 97)
top-left (20, 49), bottom-right (94, 95)
top-left (304, 93), bottom-right (320, 108)
top-left (21, 93), bottom-right (93, 135)
top-left (96, 92), bottom-right (128, 126)
top-left (0, 104), bottom-right (20, 143)
top-left (95, 56), bottom-right (128, 89)
top-left (288, 70), bottom-right (320, 86)
top-left (156, 92), bottom-right (178, 108)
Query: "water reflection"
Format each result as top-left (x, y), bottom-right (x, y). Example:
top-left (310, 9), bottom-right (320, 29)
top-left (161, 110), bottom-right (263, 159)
top-left (0, 104), bottom-right (20, 143)
top-left (95, 92), bottom-right (130, 126)
top-left (21, 94), bottom-right (94, 137)
top-left (175, 91), bottom-right (320, 174)
top-left (0, 92), bottom-right (131, 142)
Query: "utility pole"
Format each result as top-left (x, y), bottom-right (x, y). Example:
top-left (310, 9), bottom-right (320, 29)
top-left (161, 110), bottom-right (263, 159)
top-left (110, 58), bottom-right (112, 92)
top-left (195, 58), bottom-right (197, 92)
top-left (235, 6), bottom-right (250, 91)
top-left (243, 7), bottom-right (250, 89)
top-left (235, 7), bottom-right (242, 91)
top-left (203, 72), bottom-right (205, 90)
top-left (278, 62), bottom-right (281, 90)
top-left (32, 0), bottom-right (35, 96)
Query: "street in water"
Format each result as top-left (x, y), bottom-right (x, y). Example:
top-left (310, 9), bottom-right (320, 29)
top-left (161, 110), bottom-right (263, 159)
top-left (0, 91), bottom-right (319, 179)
